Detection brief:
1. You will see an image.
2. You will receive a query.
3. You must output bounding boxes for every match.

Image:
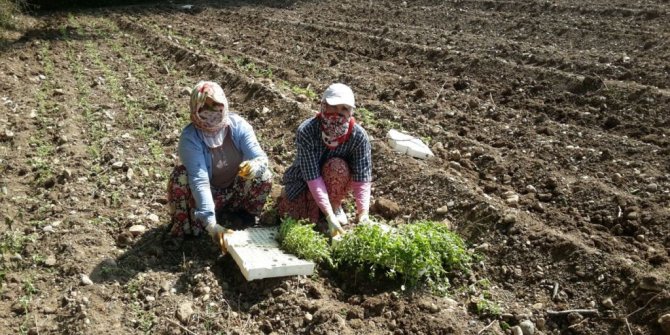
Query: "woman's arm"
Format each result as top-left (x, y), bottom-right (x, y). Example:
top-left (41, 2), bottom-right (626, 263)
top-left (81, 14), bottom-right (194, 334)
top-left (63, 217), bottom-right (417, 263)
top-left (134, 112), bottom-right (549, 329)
top-left (234, 116), bottom-right (267, 161)
top-left (178, 129), bottom-right (216, 227)
top-left (349, 127), bottom-right (373, 219)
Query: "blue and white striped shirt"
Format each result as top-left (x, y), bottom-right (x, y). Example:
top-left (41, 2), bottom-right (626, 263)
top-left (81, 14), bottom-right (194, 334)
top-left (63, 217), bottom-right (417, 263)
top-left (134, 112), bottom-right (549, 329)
top-left (282, 117), bottom-right (372, 200)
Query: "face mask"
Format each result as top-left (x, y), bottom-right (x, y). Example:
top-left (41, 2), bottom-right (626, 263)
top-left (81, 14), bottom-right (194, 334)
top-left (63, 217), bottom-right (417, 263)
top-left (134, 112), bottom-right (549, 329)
top-left (319, 112), bottom-right (353, 149)
top-left (192, 105), bottom-right (226, 133)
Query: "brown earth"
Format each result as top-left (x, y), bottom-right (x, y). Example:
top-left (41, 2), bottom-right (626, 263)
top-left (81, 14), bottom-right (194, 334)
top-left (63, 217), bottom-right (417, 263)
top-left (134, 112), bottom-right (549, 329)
top-left (1, 0), bottom-right (669, 334)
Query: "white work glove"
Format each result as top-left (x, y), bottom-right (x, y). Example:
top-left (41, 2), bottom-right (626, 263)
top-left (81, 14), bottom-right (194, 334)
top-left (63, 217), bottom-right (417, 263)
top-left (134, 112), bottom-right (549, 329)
top-left (205, 222), bottom-right (226, 239)
top-left (205, 222), bottom-right (233, 255)
top-left (334, 206), bottom-right (349, 226)
top-left (356, 211), bottom-right (371, 225)
top-left (326, 212), bottom-right (345, 237)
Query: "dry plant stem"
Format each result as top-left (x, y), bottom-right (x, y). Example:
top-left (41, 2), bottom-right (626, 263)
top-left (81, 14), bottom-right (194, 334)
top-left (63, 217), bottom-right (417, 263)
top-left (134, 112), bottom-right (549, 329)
top-left (625, 291), bottom-right (664, 318)
top-left (477, 320), bottom-right (496, 335)
top-left (488, 92), bottom-right (496, 108)
top-left (552, 282), bottom-right (559, 300)
top-left (625, 318), bottom-right (633, 335)
top-left (547, 309), bottom-right (600, 316)
top-left (623, 291), bottom-right (664, 335)
top-left (433, 78), bottom-right (448, 105)
top-left (568, 317), bottom-right (589, 330)
top-left (165, 318), bottom-right (199, 335)
top-left (243, 314), bottom-right (252, 330)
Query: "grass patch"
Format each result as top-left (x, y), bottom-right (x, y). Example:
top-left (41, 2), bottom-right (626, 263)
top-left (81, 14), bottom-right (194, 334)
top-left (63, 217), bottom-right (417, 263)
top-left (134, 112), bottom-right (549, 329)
top-left (0, 230), bottom-right (33, 255)
top-left (281, 81), bottom-right (317, 100)
top-left (0, 0), bottom-right (26, 29)
top-left (356, 106), bottom-right (401, 131)
top-left (356, 107), bottom-right (375, 126)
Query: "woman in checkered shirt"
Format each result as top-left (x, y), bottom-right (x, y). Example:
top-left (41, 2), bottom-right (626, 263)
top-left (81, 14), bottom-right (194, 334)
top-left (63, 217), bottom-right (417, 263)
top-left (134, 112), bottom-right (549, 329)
top-left (278, 83), bottom-right (373, 236)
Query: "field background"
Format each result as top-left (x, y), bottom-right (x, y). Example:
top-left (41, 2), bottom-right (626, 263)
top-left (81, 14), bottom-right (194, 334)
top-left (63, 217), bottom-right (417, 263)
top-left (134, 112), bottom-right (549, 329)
top-left (0, 0), bottom-right (669, 334)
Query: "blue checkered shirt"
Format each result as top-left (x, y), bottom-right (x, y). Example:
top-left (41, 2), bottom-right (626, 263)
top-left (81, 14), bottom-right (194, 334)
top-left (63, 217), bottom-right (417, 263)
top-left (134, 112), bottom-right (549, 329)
top-left (282, 117), bottom-right (372, 200)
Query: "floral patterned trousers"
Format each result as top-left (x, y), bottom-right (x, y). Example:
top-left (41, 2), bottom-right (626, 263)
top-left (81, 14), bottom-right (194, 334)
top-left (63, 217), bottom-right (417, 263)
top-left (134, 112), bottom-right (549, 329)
top-left (167, 165), bottom-right (272, 237)
top-left (278, 158), bottom-right (351, 229)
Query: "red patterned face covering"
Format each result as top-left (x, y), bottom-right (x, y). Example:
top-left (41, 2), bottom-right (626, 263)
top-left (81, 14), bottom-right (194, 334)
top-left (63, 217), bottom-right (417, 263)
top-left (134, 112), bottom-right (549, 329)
top-left (318, 107), bottom-right (354, 149)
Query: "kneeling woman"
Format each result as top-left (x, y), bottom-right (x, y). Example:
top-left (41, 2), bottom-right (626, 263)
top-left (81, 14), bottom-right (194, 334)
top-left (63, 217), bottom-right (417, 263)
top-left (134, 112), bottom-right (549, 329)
top-left (168, 81), bottom-right (272, 238)
top-left (279, 83), bottom-right (372, 236)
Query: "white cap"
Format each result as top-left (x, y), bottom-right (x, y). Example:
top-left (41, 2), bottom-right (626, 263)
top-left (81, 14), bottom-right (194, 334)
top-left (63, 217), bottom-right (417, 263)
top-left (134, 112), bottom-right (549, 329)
top-left (322, 83), bottom-right (355, 109)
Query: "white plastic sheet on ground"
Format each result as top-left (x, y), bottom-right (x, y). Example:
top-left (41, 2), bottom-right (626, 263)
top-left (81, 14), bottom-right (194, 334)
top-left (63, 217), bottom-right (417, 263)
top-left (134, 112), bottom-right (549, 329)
top-left (386, 129), bottom-right (435, 159)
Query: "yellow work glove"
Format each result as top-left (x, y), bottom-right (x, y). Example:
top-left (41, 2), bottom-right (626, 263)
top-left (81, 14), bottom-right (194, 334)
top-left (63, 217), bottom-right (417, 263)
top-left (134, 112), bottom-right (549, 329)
top-left (238, 159), bottom-right (267, 180)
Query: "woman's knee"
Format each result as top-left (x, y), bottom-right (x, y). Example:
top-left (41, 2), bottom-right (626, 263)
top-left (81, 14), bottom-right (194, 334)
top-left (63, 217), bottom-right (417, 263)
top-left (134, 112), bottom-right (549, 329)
top-left (322, 157), bottom-right (350, 179)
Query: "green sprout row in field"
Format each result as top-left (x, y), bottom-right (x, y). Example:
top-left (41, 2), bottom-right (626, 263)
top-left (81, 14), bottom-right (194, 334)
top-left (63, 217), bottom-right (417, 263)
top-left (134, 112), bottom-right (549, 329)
top-left (0, 0), bottom-right (25, 30)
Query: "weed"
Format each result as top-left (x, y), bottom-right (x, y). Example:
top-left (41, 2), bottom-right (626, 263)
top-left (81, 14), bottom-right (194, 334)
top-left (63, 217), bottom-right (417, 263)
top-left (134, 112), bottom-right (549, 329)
top-left (148, 140), bottom-right (165, 161)
top-left (131, 301), bottom-right (155, 333)
top-left (422, 136), bottom-right (432, 146)
top-left (0, 0), bottom-right (26, 29)
top-left (90, 216), bottom-right (110, 226)
top-left (354, 106), bottom-right (402, 131)
top-left (23, 278), bottom-right (37, 296)
top-left (31, 254), bottom-right (45, 265)
top-left (27, 157), bottom-right (53, 186)
top-left (59, 24), bottom-right (68, 38)
top-left (343, 201), bottom-right (355, 215)
top-left (475, 298), bottom-right (501, 316)
top-left (376, 118), bottom-right (402, 131)
top-left (126, 277), bottom-right (142, 295)
top-left (357, 107), bottom-right (375, 126)
top-left (243, 62), bottom-right (273, 78)
top-left (0, 230), bottom-right (33, 255)
top-left (284, 82), bottom-right (317, 100)
top-left (110, 191), bottom-right (121, 208)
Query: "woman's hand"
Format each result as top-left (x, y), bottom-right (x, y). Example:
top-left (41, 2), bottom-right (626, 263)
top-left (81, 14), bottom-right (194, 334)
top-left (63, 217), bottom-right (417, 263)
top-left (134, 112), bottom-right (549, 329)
top-left (326, 212), bottom-right (345, 237)
top-left (356, 212), bottom-right (371, 225)
top-left (238, 158), bottom-right (267, 180)
top-left (205, 222), bottom-right (226, 238)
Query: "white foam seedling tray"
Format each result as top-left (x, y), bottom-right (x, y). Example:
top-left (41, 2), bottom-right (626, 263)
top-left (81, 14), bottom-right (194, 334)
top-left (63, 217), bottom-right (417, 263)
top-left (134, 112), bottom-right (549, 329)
top-left (224, 227), bottom-right (315, 281)
top-left (386, 129), bottom-right (435, 159)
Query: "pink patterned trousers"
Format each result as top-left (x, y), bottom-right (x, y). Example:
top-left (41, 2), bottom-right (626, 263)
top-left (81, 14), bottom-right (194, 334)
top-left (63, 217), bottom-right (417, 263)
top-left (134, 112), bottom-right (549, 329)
top-left (278, 158), bottom-right (351, 230)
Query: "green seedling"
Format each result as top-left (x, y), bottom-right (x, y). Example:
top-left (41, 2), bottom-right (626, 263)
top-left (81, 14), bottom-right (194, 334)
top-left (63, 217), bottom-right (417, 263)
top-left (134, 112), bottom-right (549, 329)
top-left (278, 217), bottom-right (332, 265)
top-left (332, 220), bottom-right (472, 291)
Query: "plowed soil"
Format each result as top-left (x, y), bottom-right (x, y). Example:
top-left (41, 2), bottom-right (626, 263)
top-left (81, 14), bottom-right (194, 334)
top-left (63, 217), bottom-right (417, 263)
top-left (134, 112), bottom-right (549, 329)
top-left (1, 1), bottom-right (669, 334)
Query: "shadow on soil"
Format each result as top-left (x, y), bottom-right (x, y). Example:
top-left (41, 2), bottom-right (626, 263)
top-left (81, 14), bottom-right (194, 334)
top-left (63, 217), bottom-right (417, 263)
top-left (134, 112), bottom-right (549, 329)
top-left (87, 211), bottom-right (294, 311)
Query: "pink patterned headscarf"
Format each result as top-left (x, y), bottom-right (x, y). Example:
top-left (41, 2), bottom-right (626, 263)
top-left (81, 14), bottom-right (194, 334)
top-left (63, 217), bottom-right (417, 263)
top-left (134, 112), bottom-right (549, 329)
top-left (189, 81), bottom-right (229, 134)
